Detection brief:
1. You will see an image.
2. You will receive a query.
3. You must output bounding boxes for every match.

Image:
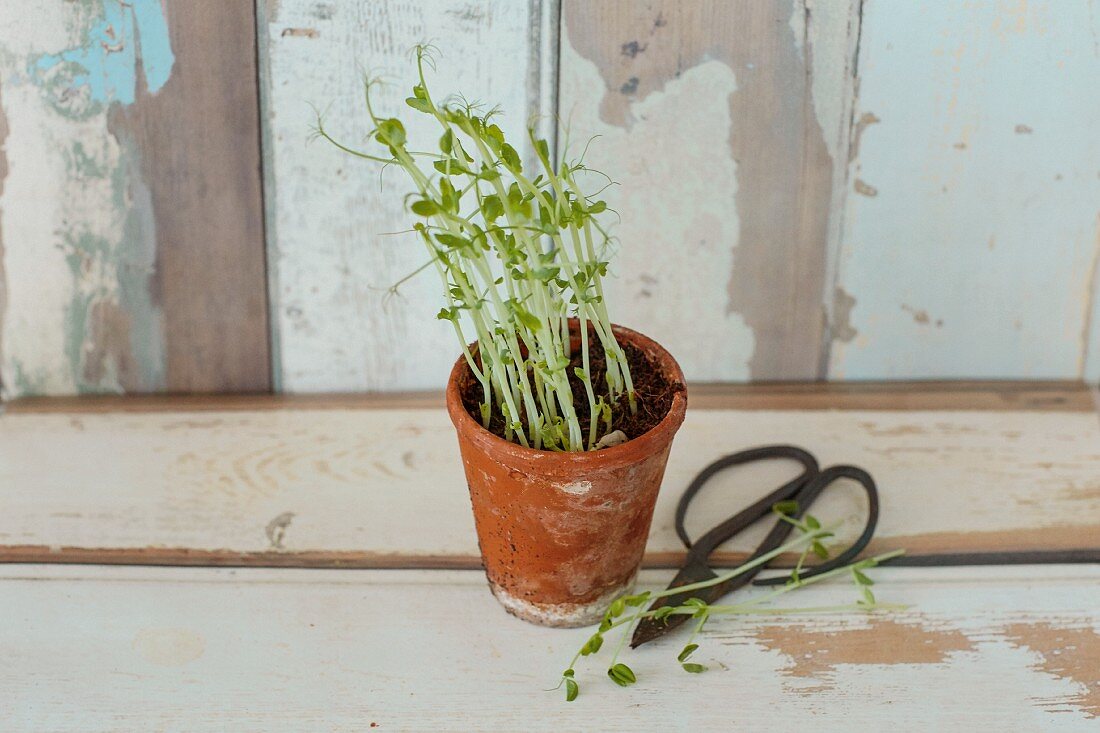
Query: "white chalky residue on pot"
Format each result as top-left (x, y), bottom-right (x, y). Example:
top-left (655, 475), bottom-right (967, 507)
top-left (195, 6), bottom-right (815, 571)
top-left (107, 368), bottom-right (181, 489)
top-left (556, 480), bottom-right (592, 496)
top-left (490, 571), bottom-right (638, 627)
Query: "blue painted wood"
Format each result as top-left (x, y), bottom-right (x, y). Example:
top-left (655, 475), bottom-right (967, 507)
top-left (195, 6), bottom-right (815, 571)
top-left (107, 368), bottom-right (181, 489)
top-left (829, 0), bottom-right (1100, 380)
top-left (0, 1), bottom-right (269, 397)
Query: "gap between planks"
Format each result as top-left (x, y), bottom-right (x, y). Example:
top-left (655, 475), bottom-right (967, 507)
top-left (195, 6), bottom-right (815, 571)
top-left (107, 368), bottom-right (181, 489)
top-left (3, 380), bottom-right (1094, 414)
top-left (5, 526), bottom-right (1099, 570)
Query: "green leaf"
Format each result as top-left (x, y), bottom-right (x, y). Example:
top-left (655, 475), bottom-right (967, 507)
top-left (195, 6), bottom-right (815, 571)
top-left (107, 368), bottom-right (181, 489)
top-left (564, 677), bottom-right (579, 702)
top-left (607, 663), bottom-right (636, 687)
top-left (439, 177), bottom-right (457, 213)
top-left (435, 307), bottom-right (457, 322)
top-left (433, 158), bottom-right (467, 175)
top-left (562, 669), bottom-right (574, 678)
top-left (608, 597), bottom-right (626, 617)
top-left (439, 129), bottom-right (453, 154)
top-left (588, 200), bottom-right (607, 214)
top-left (677, 643), bottom-right (698, 663)
top-left (805, 515), bottom-right (821, 530)
top-left (773, 500), bottom-right (799, 516)
top-left (811, 541), bottom-right (830, 559)
top-left (681, 663), bottom-right (707, 674)
top-left (405, 97), bottom-right (432, 113)
top-left (573, 367), bottom-right (589, 382)
top-left (485, 123), bottom-right (505, 145)
top-left (375, 118), bottom-right (406, 147)
top-left (410, 199), bottom-right (439, 216)
top-left (861, 586), bottom-right (876, 605)
top-left (515, 309), bottom-right (541, 332)
top-left (482, 195), bottom-right (503, 221)
top-left (411, 83), bottom-right (427, 100)
top-left (624, 591), bottom-right (651, 607)
top-left (580, 633), bottom-right (603, 656)
top-left (652, 606), bottom-right (676, 622)
top-left (500, 142), bottom-right (522, 172)
top-left (535, 137), bottom-right (550, 163)
top-left (435, 233), bottom-right (469, 249)
top-left (532, 266), bottom-right (560, 281)
top-left (852, 569), bottom-right (874, 586)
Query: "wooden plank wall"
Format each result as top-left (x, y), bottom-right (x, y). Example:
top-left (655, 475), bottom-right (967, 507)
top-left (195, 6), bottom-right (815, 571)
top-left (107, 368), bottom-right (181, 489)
top-left (830, 0), bottom-right (1100, 380)
top-left (0, 1), bottom-right (269, 399)
top-left (1, 0), bottom-right (1097, 396)
top-left (558, 0), bottom-right (861, 381)
top-left (258, 0), bottom-right (557, 392)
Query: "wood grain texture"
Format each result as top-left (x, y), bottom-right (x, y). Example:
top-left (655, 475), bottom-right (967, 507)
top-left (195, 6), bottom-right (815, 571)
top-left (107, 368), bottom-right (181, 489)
top-left (2, 400), bottom-right (1097, 566)
top-left (0, 0), bottom-right (269, 398)
top-left (830, 0), bottom-right (1100, 380)
top-left (559, 0), bottom-right (860, 381)
top-left (2, 564), bottom-right (1098, 730)
top-left (259, 0), bottom-right (555, 392)
top-left (109, 2), bottom-right (270, 392)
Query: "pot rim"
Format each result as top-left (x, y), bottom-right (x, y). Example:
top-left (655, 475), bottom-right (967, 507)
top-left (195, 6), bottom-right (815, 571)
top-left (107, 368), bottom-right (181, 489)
top-left (445, 322), bottom-right (687, 469)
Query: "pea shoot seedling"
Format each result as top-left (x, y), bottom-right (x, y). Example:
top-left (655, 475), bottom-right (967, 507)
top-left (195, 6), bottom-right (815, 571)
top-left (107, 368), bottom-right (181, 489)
top-left (554, 502), bottom-right (906, 702)
top-left (314, 45), bottom-right (633, 452)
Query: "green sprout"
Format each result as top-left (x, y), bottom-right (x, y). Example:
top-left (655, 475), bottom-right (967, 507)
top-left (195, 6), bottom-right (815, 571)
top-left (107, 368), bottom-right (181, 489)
top-left (314, 45), bottom-right (636, 452)
top-left (554, 504), bottom-right (907, 702)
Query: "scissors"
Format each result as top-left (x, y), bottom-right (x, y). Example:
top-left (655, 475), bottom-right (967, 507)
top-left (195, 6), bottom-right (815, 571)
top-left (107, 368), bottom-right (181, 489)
top-left (631, 445), bottom-right (880, 648)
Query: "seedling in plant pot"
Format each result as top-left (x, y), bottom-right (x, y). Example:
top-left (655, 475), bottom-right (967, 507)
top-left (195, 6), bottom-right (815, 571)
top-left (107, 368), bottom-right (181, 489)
top-left (315, 45), bottom-right (687, 626)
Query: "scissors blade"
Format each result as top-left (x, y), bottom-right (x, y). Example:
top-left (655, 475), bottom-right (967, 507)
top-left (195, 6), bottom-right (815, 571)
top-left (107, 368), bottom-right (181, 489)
top-left (630, 519), bottom-right (798, 648)
top-left (630, 558), bottom-right (722, 648)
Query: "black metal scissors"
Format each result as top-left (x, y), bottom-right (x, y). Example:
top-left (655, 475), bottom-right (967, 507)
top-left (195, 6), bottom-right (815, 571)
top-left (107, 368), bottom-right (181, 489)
top-left (631, 445), bottom-right (880, 647)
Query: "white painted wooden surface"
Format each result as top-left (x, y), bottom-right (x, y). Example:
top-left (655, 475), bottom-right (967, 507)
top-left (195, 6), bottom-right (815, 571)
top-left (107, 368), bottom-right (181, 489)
top-left (258, 0), bottom-right (555, 392)
top-left (0, 1), bottom-right (173, 396)
top-left (0, 0), bottom-right (270, 398)
top-left (830, 0), bottom-right (1100, 379)
top-left (556, 1), bottom-right (860, 381)
top-left (3, 405), bottom-right (1097, 561)
top-left (3, 1), bottom-right (1100, 397)
top-left (3, 564), bottom-right (1098, 731)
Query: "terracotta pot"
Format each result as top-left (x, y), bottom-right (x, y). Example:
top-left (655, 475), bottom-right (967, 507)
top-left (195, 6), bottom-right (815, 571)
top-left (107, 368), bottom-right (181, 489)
top-left (445, 323), bottom-right (687, 627)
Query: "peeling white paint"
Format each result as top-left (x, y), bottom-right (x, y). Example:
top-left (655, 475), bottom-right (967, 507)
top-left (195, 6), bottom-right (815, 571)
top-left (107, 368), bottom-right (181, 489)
top-left (0, 2), bottom-right (165, 397)
top-left (832, 0), bottom-right (1100, 379)
top-left (262, 0), bottom-right (546, 392)
top-left (805, 0), bottom-right (860, 165)
top-left (559, 25), bottom-right (754, 381)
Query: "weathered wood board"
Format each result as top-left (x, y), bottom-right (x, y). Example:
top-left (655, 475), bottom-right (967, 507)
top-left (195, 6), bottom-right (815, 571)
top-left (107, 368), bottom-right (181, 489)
top-left (830, 0), bottom-right (1100, 380)
top-left (559, 0), bottom-right (861, 382)
top-left (3, 564), bottom-right (1098, 730)
top-left (3, 392), bottom-right (1097, 566)
top-left (258, 0), bottom-right (556, 392)
top-left (0, 0), bottom-right (269, 398)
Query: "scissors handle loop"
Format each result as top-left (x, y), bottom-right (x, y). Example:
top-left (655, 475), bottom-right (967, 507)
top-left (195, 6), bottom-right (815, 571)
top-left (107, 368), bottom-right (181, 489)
top-left (675, 445), bottom-right (818, 554)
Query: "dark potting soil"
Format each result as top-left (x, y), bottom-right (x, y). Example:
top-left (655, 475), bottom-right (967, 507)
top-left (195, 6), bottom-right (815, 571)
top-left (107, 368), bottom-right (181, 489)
top-left (459, 334), bottom-right (684, 449)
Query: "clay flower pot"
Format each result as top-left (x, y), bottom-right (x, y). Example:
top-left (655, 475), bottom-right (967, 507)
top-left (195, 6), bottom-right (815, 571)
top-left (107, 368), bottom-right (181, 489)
top-left (445, 323), bottom-right (687, 627)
